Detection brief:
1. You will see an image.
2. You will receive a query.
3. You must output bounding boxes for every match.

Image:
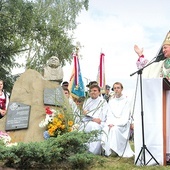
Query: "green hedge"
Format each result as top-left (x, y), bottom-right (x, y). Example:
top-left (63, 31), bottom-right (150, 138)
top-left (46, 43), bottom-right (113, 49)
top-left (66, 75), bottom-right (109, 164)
top-left (0, 131), bottom-right (102, 169)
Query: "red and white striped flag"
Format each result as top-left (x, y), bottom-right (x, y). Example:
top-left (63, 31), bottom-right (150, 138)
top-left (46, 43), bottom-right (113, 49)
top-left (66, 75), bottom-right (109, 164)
top-left (73, 53), bottom-right (79, 86)
top-left (97, 53), bottom-right (105, 93)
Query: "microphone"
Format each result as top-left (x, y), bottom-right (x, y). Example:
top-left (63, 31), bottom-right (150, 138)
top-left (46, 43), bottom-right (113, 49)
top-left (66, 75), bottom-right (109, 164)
top-left (158, 53), bottom-right (163, 56)
top-left (155, 52), bottom-right (165, 62)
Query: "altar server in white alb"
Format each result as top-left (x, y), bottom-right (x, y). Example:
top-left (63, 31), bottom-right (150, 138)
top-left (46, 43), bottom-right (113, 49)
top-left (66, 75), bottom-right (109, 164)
top-left (101, 82), bottom-right (134, 157)
top-left (79, 84), bottom-right (109, 155)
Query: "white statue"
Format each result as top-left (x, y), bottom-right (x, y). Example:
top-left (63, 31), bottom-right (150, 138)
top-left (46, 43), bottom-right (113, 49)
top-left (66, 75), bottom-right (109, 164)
top-left (43, 56), bottom-right (63, 83)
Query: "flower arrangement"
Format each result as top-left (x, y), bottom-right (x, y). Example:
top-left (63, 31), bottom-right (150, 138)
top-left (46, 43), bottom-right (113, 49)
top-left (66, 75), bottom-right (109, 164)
top-left (0, 131), bottom-right (11, 145)
top-left (39, 106), bottom-right (77, 139)
top-left (0, 131), bottom-right (17, 147)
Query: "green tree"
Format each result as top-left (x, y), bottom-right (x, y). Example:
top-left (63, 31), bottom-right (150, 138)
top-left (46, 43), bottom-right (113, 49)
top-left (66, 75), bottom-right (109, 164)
top-left (0, 0), bottom-right (89, 92)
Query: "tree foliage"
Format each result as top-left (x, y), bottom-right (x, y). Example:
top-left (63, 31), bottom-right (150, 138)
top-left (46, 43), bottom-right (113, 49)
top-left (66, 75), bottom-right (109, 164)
top-left (0, 0), bottom-right (89, 92)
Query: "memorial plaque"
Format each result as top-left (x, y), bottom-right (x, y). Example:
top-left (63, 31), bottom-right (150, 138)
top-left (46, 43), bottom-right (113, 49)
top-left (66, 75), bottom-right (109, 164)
top-left (44, 86), bottom-right (64, 106)
top-left (5, 102), bottom-right (31, 131)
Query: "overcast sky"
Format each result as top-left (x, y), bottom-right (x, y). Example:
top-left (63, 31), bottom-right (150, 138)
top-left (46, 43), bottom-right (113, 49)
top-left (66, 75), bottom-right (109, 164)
top-left (62, 0), bottom-right (170, 94)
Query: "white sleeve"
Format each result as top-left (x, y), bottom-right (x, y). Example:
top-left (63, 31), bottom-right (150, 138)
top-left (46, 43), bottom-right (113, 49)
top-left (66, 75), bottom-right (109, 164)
top-left (136, 56), bottom-right (148, 69)
top-left (6, 94), bottom-right (9, 110)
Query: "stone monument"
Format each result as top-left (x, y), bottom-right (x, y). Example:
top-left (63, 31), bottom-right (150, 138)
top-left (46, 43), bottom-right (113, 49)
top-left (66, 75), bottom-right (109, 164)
top-left (0, 69), bottom-right (63, 143)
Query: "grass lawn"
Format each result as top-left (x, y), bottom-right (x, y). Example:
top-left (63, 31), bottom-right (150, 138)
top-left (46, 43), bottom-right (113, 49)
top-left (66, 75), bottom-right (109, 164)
top-left (91, 156), bottom-right (170, 170)
top-left (91, 141), bottom-right (170, 170)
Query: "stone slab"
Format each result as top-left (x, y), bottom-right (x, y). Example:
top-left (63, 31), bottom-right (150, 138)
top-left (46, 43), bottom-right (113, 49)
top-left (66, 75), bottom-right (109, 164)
top-left (44, 86), bottom-right (64, 106)
top-left (5, 102), bottom-right (30, 131)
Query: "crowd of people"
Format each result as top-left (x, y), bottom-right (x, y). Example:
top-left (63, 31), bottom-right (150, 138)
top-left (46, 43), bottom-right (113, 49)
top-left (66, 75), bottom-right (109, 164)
top-left (1, 31), bottom-right (170, 162)
top-left (61, 80), bottom-right (134, 158)
top-left (59, 32), bottom-right (170, 159)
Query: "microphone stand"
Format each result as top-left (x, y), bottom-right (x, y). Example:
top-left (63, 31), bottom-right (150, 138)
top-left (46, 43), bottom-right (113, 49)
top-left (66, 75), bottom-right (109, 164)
top-left (130, 58), bottom-right (160, 166)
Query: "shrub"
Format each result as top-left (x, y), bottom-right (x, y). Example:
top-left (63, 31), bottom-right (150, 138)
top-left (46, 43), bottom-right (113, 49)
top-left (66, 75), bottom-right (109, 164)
top-left (0, 131), bottom-right (100, 169)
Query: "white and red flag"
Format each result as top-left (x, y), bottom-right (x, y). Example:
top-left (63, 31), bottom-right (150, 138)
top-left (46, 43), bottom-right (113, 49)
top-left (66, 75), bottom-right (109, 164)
top-left (97, 52), bottom-right (105, 93)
